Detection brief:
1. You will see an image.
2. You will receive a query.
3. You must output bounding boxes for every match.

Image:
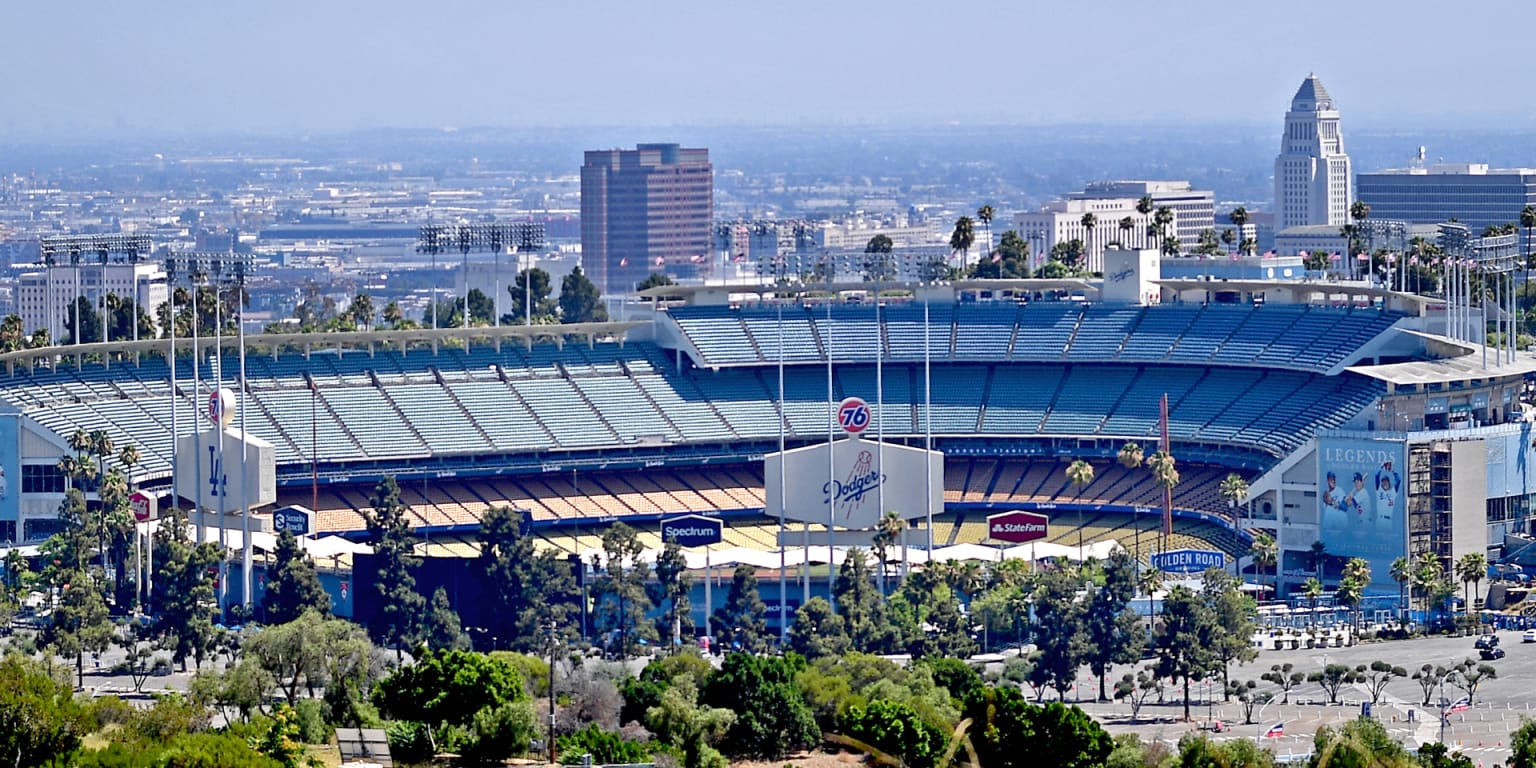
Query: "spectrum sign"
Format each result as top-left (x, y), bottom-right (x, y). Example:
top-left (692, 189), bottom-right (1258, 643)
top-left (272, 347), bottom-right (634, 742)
top-left (661, 515), bottom-right (723, 548)
top-left (987, 510), bottom-right (1050, 544)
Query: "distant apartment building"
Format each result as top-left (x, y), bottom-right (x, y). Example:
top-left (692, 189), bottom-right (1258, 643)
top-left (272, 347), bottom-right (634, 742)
top-left (1013, 181), bottom-right (1212, 273)
top-left (16, 263), bottom-right (168, 340)
top-left (1274, 74), bottom-right (1353, 229)
top-left (580, 144), bottom-right (713, 295)
top-left (1356, 162), bottom-right (1536, 253)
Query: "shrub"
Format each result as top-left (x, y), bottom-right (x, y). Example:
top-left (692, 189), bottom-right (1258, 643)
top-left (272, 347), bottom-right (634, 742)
top-left (385, 721), bottom-right (434, 764)
top-left (840, 699), bottom-right (946, 768)
top-left (558, 723), bottom-right (656, 765)
top-left (291, 699), bottom-right (332, 744)
top-left (91, 696), bottom-right (137, 728)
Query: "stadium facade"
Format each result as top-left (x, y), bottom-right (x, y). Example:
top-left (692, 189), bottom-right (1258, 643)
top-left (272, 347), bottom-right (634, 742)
top-left (3, 251), bottom-right (1534, 623)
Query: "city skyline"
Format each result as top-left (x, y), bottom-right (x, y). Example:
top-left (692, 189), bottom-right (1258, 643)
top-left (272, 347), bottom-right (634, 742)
top-left (2, 0), bottom-right (1534, 139)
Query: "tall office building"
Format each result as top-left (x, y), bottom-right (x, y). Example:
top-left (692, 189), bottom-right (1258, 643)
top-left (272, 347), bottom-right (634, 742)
top-left (1357, 162), bottom-right (1536, 253)
top-left (1274, 75), bottom-right (1353, 229)
top-left (580, 143), bottom-right (713, 295)
top-left (15, 262), bottom-right (167, 340)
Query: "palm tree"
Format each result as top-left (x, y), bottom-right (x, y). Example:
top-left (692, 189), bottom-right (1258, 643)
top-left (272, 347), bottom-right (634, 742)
top-left (1137, 567), bottom-right (1163, 633)
top-left (1389, 556), bottom-right (1411, 628)
top-left (1135, 195), bottom-right (1155, 248)
top-left (1301, 577), bottom-right (1323, 628)
top-left (950, 216), bottom-right (976, 270)
top-left (1411, 551), bottom-right (1444, 619)
top-left (1349, 200), bottom-right (1371, 279)
top-left (1228, 206), bottom-right (1249, 250)
top-left (1065, 459), bottom-right (1095, 555)
top-left (1118, 216), bottom-right (1135, 248)
top-left (1309, 540), bottom-right (1328, 582)
top-left (977, 205), bottom-right (995, 257)
top-left (1456, 552), bottom-right (1488, 620)
top-left (1079, 213), bottom-right (1097, 268)
top-left (1153, 207), bottom-right (1176, 254)
top-left (1250, 532), bottom-right (1277, 599)
top-left (1520, 204), bottom-right (1536, 287)
top-left (1117, 442), bottom-right (1144, 469)
top-left (1218, 473), bottom-right (1248, 522)
top-left (1339, 557), bottom-right (1371, 641)
top-left (872, 510), bottom-right (906, 594)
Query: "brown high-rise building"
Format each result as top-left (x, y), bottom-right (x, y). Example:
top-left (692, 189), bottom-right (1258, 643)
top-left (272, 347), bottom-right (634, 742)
top-left (581, 143), bottom-right (713, 294)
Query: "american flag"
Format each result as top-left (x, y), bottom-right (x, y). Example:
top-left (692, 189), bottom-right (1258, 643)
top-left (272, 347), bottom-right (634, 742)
top-left (1264, 723), bottom-right (1285, 738)
top-left (1356, 252), bottom-right (1369, 262)
top-left (619, 257), bottom-right (628, 267)
top-left (731, 252), bottom-right (746, 263)
top-left (690, 254), bottom-right (705, 264)
top-left (1329, 252), bottom-right (1341, 262)
top-left (1447, 696), bottom-right (1470, 713)
top-left (654, 256), bottom-right (666, 266)
top-left (992, 251), bottom-right (1002, 263)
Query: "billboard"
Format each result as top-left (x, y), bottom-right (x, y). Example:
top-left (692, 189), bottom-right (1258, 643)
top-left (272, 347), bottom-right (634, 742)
top-left (765, 439), bottom-right (943, 530)
top-left (174, 428), bottom-right (277, 514)
top-left (0, 415), bottom-right (17, 525)
top-left (1150, 548), bottom-right (1226, 574)
top-left (272, 505), bottom-right (313, 536)
top-left (1317, 437), bottom-right (1406, 589)
top-left (988, 511), bottom-right (1049, 543)
top-left (661, 515), bottom-right (723, 548)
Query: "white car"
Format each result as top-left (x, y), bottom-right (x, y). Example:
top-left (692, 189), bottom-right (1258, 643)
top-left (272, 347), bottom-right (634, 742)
top-left (1522, 629), bottom-right (1536, 643)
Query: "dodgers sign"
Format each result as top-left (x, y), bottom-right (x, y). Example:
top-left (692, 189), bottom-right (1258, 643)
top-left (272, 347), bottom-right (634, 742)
top-left (1150, 548), bottom-right (1226, 574)
top-left (837, 397), bottom-right (871, 435)
top-left (766, 440), bottom-right (943, 531)
top-left (661, 514), bottom-right (723, 548)
top-left (987, 510), bottom-right (1049, 544)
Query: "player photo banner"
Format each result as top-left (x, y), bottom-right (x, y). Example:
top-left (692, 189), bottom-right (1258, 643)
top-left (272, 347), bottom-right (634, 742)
top-left (1317, 437), bottom-right (1406, 589)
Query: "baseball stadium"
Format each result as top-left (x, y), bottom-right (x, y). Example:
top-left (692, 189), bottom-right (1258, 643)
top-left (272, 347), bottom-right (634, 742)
top-left (4, 258), bottom-right (1536, 628)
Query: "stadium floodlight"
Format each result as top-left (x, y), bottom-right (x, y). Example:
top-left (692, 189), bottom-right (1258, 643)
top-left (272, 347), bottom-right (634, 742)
top-left (416, 222), bottom-right (547, 328)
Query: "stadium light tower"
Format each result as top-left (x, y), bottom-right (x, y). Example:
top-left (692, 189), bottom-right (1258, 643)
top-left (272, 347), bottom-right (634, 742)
top-left (167, 250), bottom-right (257, 613)
top-left (39, 234), bottom-right (152, 345)
top-left (417, 222), bottom-right (545, 329)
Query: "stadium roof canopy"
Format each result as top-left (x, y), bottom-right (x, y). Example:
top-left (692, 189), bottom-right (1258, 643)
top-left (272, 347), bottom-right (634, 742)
top-left (1154, 278), bottom-right (1435, 314)
top-left (636, 278), bottom-right (1099, 302)
top-left (1347, 343), bottom-right (1536, 386)
top-left (0, 322), bottom-right (647, 374)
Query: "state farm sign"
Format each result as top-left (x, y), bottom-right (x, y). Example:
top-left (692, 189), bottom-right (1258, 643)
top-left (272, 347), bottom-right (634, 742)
top-left (987, 511), bottom-right (1049, 544)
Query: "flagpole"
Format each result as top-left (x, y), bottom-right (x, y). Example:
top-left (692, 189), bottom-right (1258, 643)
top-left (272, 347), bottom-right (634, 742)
top-left (825, 271), bottom-right (837, 614)
top-left (777, 277), bottom-right (787, 645)
top-left (923, 288), bottom-right (933, 554)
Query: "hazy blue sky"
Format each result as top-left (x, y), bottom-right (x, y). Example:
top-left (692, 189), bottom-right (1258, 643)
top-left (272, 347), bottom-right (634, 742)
top-left (2, 0), bottom-right (1532, 138)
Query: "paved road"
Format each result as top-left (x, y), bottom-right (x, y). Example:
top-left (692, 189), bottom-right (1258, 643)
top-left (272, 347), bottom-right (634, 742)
top-left (1070, 633), bottom-right (1536, 765)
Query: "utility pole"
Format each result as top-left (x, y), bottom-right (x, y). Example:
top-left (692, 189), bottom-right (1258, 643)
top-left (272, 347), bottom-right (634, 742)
top-left (548, 617), bottom-right (558, 765)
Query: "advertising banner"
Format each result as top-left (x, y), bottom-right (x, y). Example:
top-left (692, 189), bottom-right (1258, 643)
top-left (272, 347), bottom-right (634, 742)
top-left (1150, 548), bottom-right (1226, 574)
top-left (988, 511), bottom-right (1049, 543)
top-left (1317, 437), bottom-right (1406, 589)
top-left (0, 415), bottom-right (16, 524)
top-left (661, 515), bottom-right (723, 548)
top-left (765, 439), bottom-right (943, 530)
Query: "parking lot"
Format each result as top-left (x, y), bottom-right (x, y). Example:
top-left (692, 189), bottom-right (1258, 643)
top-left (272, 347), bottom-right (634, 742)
top-left (1073, 632), bottom-right (1536, 765)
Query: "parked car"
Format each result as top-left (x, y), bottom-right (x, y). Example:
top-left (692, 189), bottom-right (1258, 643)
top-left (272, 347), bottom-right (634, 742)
top-left (1522, 629), bottom-right (1536, 643)
top-left (1480, 646), bottom-right (1507, 661)
top-left (1474, 634), bottom-right (1500, 650)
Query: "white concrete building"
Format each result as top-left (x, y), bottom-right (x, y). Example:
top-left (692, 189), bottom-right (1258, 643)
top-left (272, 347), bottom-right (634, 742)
top-left (1069, 181), bottom-right (1214, 248)
top-left (1013, 198), bottom-right (1156, 274)
top-left (1274, 74), bottom-right (1353, 229)
top-left (16, 263), bottom-right (168, 341)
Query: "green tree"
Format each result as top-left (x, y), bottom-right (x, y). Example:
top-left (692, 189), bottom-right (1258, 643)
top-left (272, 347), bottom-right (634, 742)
top-left (1391, 555), bottom-right (1413, 627)
top-left (840, 698), bottom-right (947, 768)
top-left (963, 686), bottom-right (1113, 768)
top-left (1029, 567), bottom-right (1085, 701)
top-left (647, 682), bottom-right (735, 768)
top-left (1261, 662), bottom-right (1305, 704)
top-left (1511, 717), bottom-right (1536, 768)
top-left (1229, 207), bottom-right (1251, 255)
top-left (1312, 716), bottom-right (1410, 768)
top-left (1154, 584), bottom-right (1217, 721)
top-left (1358, 660), bottom-right (1408, 706)
top-left (261, 529), bottom-right (330, 625)
top-left (363, 476), bottom-right (425, 656)
top-left (508, 267), bottom-right (555, 323)
top-left (703, 652), bottom-right (820, 759)
top-left (834, 547), bottom-right (899, 653)
top-left (789, 596), bottom-right (849, 660)
top-left (651, 538), bottom-right (694, 651)
top-left (374, 648), bottom-right (534, 761)
top-left (346, 291), bottom-right (374, 330)
top-left (1202, 568), bottom-right (1258, 700)
top-left (1113, 668), bottom-right (1161, 721)
top-left (1083, 550), bottom-right (1144, 702)
top-left (44, 567), bottom-right (113, 688)
top-left (151, 510), bottom-right (222, 672)
top-left (863, 234), bottom-right (896, 282)
top-left (1521, 204), bottom-right (1536, 288)
top-left (592, 522), bottom-right (654, 658)
top-left (423, 586), bottom-right (470, 651)
top-left (1307, 663), bottom-right (1364, 705)
top-left (635, 272), bottom-right (676, 294)
top-left (0, 654), bottom-right (93, 767)
top-left (712, 563), bottom-right (768, 654)
top-left (1449, 658), bottom-right (1496, 705)
top-left (477, 505), bottom-right (580, 651)
top-left (558, 266), bottom-right (608, 323)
